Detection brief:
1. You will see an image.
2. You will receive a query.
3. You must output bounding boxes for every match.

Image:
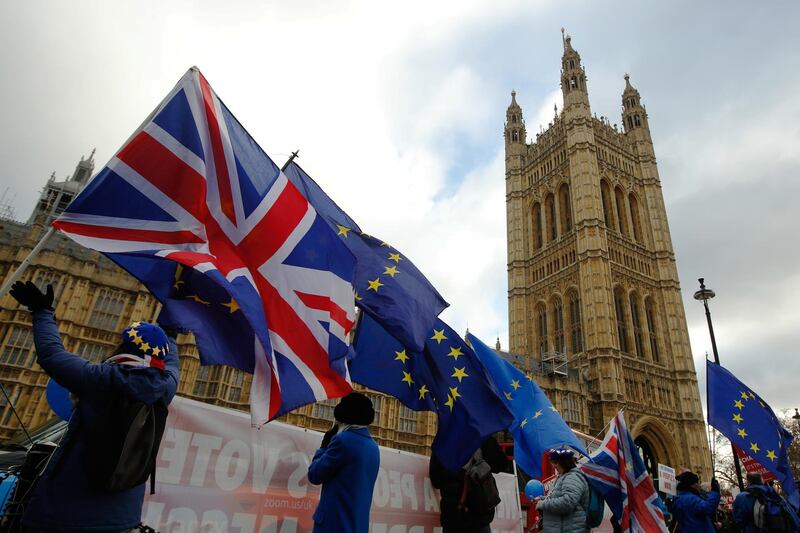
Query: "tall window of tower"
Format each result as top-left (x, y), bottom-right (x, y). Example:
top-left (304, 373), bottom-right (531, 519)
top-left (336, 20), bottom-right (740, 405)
top-left (568, 291), bottom-right (583, 354)
top-left (537, 303), bottom-right (548, 356)
top-left (545, 193), bottom-right (557, 242)
top-left (559, 184), bottom-right (572, 233)
top-left (532, 203), bottom-right (543, 250)
top-left (552, 297), bottom-right (565, 354)
top-left (569, 60), bottom-right (574, 69)
top-left (645, 298), bottom-right (660, 363)
top-left (630, 293), bottom-right (644, 358)
top-left (512, 114), bottom-right (517, 123)
top-left (634, 115), bottom-right (641, 127)
top-left (600, 180), bottom-right (615, 230)
top-left (614, 287), bottom-right (629, 353)
top-left (512, 131), bottom-right (519, 142)
top-left (628, 193), bottom-right (643, 242)
top-left (627, 116), bottom-right (633, 130)
top-left (570, 77), bottom-right (577, 89)
top-left (614, 187), bottom-right (629, 237)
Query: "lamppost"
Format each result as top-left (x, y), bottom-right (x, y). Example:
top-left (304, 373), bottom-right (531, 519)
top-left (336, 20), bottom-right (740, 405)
top-left (694, 278), bottom-right (745, 490)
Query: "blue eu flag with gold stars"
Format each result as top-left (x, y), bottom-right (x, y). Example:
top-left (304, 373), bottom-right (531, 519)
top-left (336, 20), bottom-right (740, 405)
top-left (351, 313), bottom-right (514, 472)
top-left (283, 162), bottom-right (448, 353)
top-left (468, 333), bottom-right (587, 478)
top-left (707, 360), bottom-right (799, 508)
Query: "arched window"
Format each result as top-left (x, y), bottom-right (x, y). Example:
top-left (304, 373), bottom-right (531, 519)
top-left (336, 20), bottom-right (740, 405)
top-left (627, 116), bottom-right (633, 130)
top-left (570, 76), bottom-right (577, 89)
top-left (629, 193), bottom-right (643, 242)
top-left (630, 293), bottom-right (644, 358)
top-left (532, 202), bottom-right (543, 250)
top-left (645, 298), bottom-right (660, 363)
top-left (558, 184), bottom-right (572, 233)
top-left (552, 297), bottom-right (565, 354)
top-left (537, 303), bottom-right (548, 356)
top-left (634, 115), bottom-right (641, 127)
top-left (545, 193), bottom-right (558, 242)
top-left (614, 287), bottom-right (629, 353)
top-left (569, 60), bottom-right (574, 69)
top-left (512, 114), bottom-right (517, 123)
top-left (512, 130), bottom-right (519, 142)
top-left (568, 291), bottom-right (583, 354)
top-left (600, 180), bottom-right (615, 230)
top-left (614, 186), bottom-right (629, 237)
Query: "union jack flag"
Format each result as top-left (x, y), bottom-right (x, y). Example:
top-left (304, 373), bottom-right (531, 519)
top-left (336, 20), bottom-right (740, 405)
top-left (580, 411), bottom-right (668, 532)
top-left (53, 68), bottom-right (357, 425)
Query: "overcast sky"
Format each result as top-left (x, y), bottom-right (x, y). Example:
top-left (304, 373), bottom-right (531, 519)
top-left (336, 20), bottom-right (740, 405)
top-left (1, 1), bottom-right (798, 413)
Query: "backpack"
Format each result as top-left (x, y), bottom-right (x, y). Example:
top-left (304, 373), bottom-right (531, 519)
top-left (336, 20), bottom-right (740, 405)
top-left (580, 472), bottom-right (605, 528)
top-left (750, 488), bottom-right (800, 532)
top-left (86, 394), bottom-right (169, 493)
top-left (461, 448), bottom-right (501, 517)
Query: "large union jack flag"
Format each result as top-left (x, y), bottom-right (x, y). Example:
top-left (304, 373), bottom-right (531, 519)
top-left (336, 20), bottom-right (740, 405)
top-left (53, 68), bottom-right (357, 425)
top-left (580, 411), bottom-right (668, 532)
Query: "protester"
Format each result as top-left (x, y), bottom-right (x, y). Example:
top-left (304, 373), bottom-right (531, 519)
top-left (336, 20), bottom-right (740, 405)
top-left (9, 280), bottom-right (180, 532)
top-left (670, 471), bottom-right (721, 532)
top-left (534, 448), bottom-right (590, 533)
top-left (307, 392), bottom-right (380, 533)
top-left (733, 472), bottom-right (800, 532)
top-left (429, 436), bottom-right (509, 533)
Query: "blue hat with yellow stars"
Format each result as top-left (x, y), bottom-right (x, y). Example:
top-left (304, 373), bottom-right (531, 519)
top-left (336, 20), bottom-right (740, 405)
top-left (106, 322), bottom-right (169, 370)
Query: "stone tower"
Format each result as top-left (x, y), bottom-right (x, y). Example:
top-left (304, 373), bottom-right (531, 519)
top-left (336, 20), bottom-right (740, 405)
top-left (504, 32), bottom-right (710, 476)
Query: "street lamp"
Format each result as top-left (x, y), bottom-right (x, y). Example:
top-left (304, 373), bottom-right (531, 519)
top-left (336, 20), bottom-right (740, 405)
top-left (793, 408), bottom-right (800, 427)
top-left (695, 278), bottom-right (744, 490)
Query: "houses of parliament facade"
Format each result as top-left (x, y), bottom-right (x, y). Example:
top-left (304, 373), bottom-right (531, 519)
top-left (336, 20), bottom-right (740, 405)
top-left (0, 33), bottom-right (709, 477)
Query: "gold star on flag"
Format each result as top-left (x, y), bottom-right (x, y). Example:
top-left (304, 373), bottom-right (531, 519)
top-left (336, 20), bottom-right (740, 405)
top-left (445, 394), bottom-right (455, 411)
top-left (418, 385), bottom-right (429, 399)
top-left (367, 278), bottom-right (383, 292)
top-left (431, 329), bottom-right (447, 344)
top-left (336, 225), bottom-right (350, 237)
top-left (550, 406), bottom-right (558, 412)
top-left (733, 413), bottom-right (744, 424)
top-left (525, 373), bottom-right (533, 381)
top-left (354, 291), bottom-right (363, 301)
top-left (388, 252), bottom-right (402, 263)
top-left (380, 240), bottom-right (392, 247)
top-left (222, 298), bottom-right (240, 313)
top-left (447, 346), bottom-right (463, 360)
top-left (189, 294), bottom-right (210, 305)
top-left (750, 442), bottom-right (760, 453)
top-left (737, 428), bottom-right (747, 438)
top-left (511, 379), bottom-right (521, 390)
top-left (401, 371), bottom-right (414, 387)
top-left (766, 450), bottom-right (777, 461)
top-left (504, 391), bottom-right (513, 400)
top-left (741, 391), bottom-right (750, 401)
top-left (452, 367), bottom-right (469, 382)
top-left (748, 391), bottom-right (756, 400)
top-left (383, 265), bottom-right (399, 277)
top-left (533, 410), bottom-right (543, 419)
top-left (394, 350), bottom-right (409, 363)
top-left (449, 387), bottom-right (461, 399)
top-left (520, 418), bottom-right (528, 428)
top-left (734, 400), bottom-right (744, 410)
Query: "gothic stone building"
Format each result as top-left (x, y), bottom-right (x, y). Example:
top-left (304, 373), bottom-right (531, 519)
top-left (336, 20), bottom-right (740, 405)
top-left (0, 153), bottom-right (436, 453)
top-left (504, 34), bottom-right (711, 477)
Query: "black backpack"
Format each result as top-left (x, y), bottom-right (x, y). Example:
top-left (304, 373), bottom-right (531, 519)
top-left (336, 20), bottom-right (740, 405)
top-left (85, 394), bottom-right (169, 494)
top-left (461, 448), bottom-right (501, 517)
top-left (750, 488), bottom-right (800, 532)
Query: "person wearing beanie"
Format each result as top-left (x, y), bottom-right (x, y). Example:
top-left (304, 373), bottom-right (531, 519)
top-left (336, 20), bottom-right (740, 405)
top-left (671, 470), bottom-right (721, 532)
top-left (535, 448), bottom-right (590, 533)
top-left (8, 281), bottom-right (180, 532)
top-left (308, 392), bottom-right (380, 533)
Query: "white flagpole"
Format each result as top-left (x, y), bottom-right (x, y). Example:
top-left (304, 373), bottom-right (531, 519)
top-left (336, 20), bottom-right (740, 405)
top-left (0, 226), bottom-right (56, 298)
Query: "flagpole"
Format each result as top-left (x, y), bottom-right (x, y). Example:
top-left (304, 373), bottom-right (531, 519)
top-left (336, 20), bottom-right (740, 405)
top-left (281, 150), bottom-right (300, 172)
top-left (0, 226), bottom-right (56, 299)
top-left (694, 278), bottom-right (745, 491)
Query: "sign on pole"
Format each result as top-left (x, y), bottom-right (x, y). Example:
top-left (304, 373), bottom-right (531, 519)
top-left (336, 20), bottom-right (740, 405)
top-left (657, 463), bottom-right (676, 496)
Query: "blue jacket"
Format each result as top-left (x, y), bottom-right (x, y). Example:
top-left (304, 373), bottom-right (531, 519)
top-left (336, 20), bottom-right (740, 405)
top-left (23, 310), bottom-right (179, 532)
top-left (308, 427), bottom-right (380, 533)
top-left (671, 489), bottom-right (721, 533)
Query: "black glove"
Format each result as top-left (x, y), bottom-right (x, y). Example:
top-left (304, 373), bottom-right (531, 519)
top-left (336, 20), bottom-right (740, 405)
top-left (321, 425), bottom-right (339, 448)
top-left (710, 477), bottom-right (720, 493)
top-left (9, 281), bottom-right (54, 312)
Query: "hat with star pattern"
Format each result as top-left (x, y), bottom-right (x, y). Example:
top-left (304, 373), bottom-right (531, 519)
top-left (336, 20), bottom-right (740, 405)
top-left (106, 321), bottom-right (169, 370)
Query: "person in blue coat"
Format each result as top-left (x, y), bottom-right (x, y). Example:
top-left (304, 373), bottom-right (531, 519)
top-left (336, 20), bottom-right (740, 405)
top-left (671, 470), bottom-right (721, 533)
top-left (307, 392), bottom-right (380, 533)
top-left (9, 281), bottom-right (179, 532)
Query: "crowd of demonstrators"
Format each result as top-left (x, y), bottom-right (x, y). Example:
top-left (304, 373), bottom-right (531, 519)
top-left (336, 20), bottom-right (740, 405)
top-left (429, 436), bottom-right (509, 533)
top-left (533, 448), bottom-right (590, 533)
top-left (670, 471), bottom-right (722, 532)
top-left (8, 281), bottom-right (180, 533)
top-left (307, 393), bottom-right (380, 533)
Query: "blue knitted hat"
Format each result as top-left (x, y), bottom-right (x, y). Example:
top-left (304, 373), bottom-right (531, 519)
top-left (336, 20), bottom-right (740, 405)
top-left (107, 321), bottom-right (169, 370)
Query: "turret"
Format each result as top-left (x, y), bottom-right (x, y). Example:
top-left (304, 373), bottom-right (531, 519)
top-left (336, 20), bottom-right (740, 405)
top-left (621, 74), bottom-right (649, 135)
top-left (70, 148), bottom-right (95, 184)
top-left (560, 30), bottom-right (590, 112)
top-left (504, 90), bottom-right (526, 153)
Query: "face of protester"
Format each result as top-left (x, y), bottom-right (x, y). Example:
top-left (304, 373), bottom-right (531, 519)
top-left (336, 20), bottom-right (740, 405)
top-left (551, 459), bottom-right (565, 474)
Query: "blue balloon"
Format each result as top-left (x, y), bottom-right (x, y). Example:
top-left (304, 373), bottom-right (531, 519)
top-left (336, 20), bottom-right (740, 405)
top-left (46, 379), bottom-right (73, 421)
top-left (525, 479), bottom-right (545, 499)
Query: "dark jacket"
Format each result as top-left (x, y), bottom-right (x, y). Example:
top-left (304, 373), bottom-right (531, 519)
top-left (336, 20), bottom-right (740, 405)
top-left (22, 310), bottom-right (179, 532)
top-left (429, 437), bottom-right (509, 532)
top-left (308, 427), bottom-right (380, 533)
top-left (671, 488), bottom-right (721, 533)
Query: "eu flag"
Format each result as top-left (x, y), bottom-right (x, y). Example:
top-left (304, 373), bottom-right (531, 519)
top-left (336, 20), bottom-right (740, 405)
top-left (707, 360), bottom-right (799, 508)
top-left (351, 313), bottom-right (514, 472)
top-left (283, 162), bottom-right (448, 353)
top-left (468, 333), bottom-right (587, 478)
